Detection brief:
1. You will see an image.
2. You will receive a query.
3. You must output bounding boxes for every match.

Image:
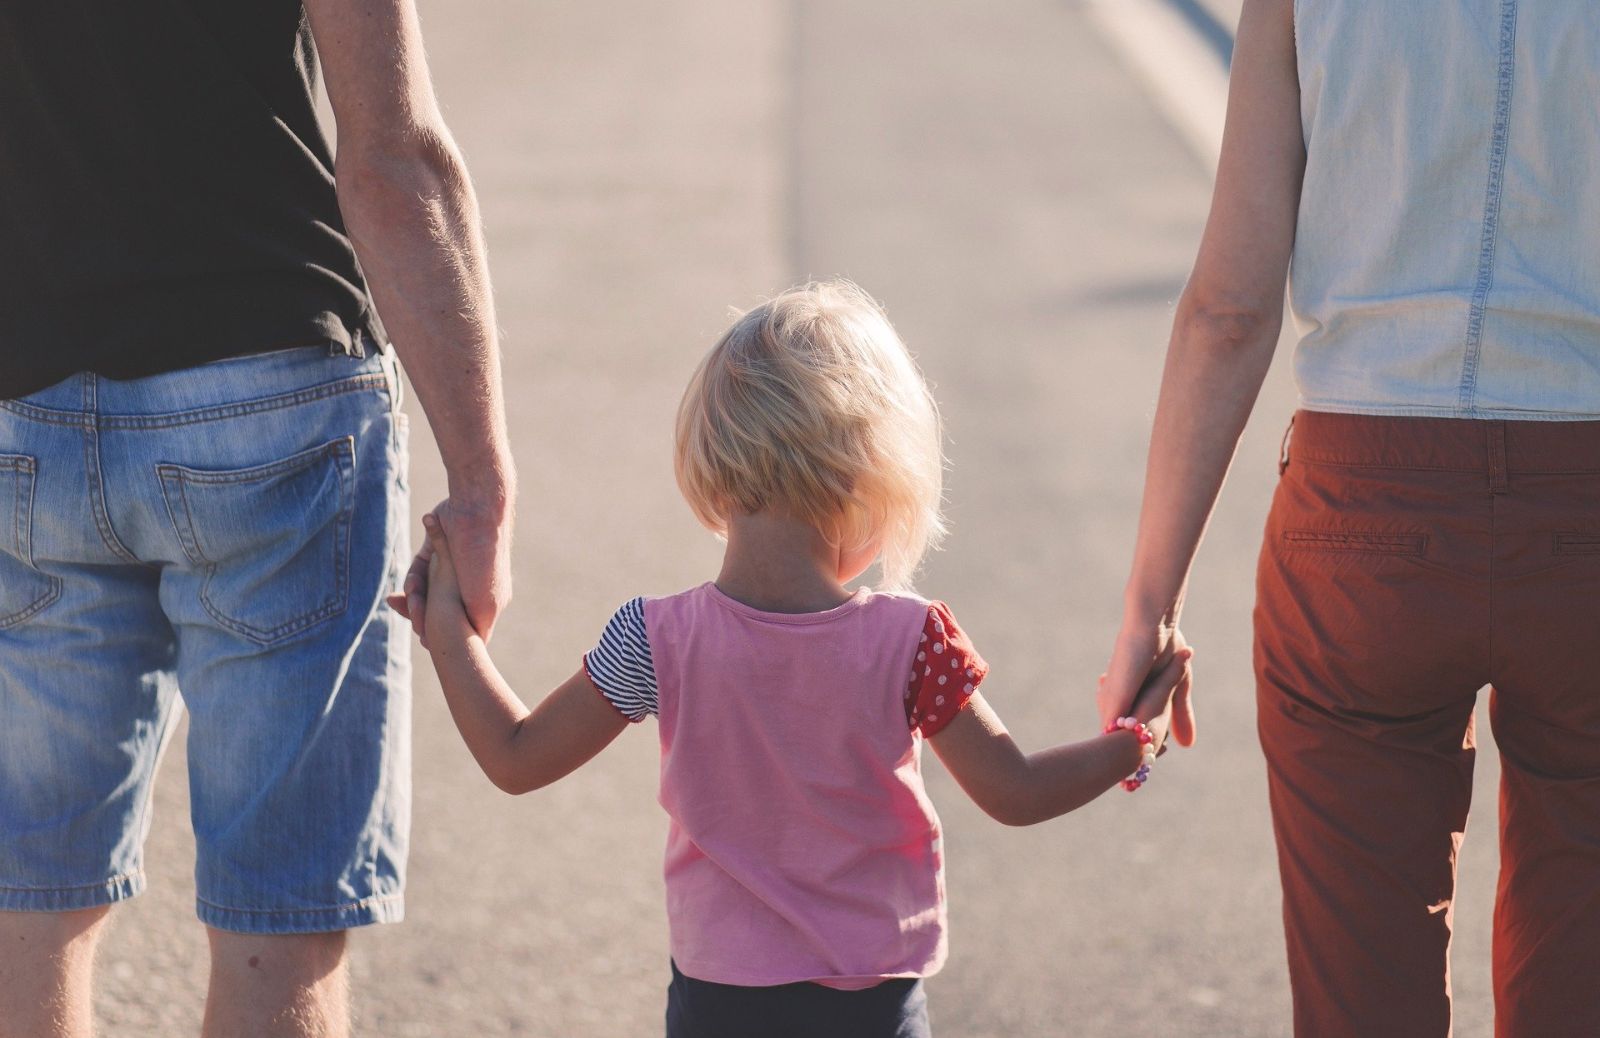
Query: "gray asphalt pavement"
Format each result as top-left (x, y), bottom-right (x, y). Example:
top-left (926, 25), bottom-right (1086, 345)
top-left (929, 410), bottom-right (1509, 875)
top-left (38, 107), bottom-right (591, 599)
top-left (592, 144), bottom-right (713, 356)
top-left (91, 1), bottom-right (1503, 1034)
top-left (1198, 0), bottom-right (1244, 32)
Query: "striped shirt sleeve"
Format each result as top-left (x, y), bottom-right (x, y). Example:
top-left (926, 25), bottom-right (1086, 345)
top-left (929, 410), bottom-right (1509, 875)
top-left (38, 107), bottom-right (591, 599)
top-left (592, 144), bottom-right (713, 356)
top-left (583, 597), bottom-right (658, 722)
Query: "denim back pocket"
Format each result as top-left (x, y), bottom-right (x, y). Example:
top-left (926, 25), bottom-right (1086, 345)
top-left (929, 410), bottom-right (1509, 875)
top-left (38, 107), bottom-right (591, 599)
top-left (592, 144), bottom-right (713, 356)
top-left (0, 454), bottom-right (61, 628)
top-left (157, 437), bottom-right (356, 646)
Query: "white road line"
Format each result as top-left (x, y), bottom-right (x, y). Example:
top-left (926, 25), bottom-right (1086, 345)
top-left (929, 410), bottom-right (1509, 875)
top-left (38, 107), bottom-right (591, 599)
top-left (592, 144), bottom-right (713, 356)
top-left (1084, 0), bottom-right (1231, 174)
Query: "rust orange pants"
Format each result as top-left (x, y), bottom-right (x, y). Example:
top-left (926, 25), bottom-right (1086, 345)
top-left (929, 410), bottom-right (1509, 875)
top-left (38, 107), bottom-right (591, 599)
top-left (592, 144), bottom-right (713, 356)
top-left (1255, 410), bottom-right (1600, 1038)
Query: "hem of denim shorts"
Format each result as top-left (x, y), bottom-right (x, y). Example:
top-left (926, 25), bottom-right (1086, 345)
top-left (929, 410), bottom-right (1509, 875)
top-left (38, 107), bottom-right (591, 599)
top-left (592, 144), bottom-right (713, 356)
top-left (0, 870), bottom-right (145, 912)
top-left (195, 892), bottom-right (405, 934)
top-left (1297, 400), bottom-right (1600, 422)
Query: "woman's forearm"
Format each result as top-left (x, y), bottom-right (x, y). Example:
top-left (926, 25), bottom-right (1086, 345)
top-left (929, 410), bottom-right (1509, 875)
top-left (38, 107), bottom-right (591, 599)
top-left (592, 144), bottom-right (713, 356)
top-left (1122, 296), bottom-right (1281, 628)
top-left (1098, 0), bottom-right (1301, 730)
top-left (1120, 0), bottom-right (1304, 628)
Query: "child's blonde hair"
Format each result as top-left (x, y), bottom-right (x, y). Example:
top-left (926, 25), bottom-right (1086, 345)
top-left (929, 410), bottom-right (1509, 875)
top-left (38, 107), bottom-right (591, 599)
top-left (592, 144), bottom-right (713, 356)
top-left (675, 280), bottom-right (946, 590)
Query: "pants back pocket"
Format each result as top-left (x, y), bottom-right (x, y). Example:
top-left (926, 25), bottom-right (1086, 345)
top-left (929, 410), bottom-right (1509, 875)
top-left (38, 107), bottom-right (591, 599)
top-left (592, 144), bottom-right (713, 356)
top-left (0, 454), bottom-right (61, 628)
top-left (157, 437), bottom-right (355, 646)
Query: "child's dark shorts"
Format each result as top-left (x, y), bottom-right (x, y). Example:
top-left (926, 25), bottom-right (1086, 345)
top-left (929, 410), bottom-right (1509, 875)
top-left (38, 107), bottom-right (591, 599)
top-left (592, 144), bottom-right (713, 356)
top-left (665, 961), bottom-right (932, 1038)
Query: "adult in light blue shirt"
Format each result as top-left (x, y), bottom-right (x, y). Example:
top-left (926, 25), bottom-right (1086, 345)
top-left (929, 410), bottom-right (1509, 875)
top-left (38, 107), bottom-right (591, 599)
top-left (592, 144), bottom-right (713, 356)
top-left (1096, 2), bottom-right (1600, 1035)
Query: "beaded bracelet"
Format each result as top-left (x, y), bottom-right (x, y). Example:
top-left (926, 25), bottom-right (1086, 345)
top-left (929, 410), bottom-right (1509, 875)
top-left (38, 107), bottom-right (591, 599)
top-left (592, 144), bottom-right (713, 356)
top-left (1104, 716), bottom-right (1159, 792)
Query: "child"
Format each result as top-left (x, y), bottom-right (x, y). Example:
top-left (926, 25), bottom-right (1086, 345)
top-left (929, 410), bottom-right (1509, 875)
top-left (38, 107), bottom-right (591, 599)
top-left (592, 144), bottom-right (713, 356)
top-left (401, 281), bottom-right (1191, 1037)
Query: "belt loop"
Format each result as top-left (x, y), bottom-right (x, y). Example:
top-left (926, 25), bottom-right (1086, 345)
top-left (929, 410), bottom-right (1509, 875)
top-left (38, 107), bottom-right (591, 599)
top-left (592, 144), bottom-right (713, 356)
top-left (1487, 421), bottom-right (1509, 494)
top-left (1278, 413), bottom-right (1296, 475)
top-left (327, 330), bottom-right (369, 360)
top-left (382, 348), bottom-right (405, 412)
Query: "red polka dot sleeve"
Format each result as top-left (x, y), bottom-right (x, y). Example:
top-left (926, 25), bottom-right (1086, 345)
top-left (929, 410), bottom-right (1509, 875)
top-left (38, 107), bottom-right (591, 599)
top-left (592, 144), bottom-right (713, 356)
top-left (905, 602), bottom-right (988, 738)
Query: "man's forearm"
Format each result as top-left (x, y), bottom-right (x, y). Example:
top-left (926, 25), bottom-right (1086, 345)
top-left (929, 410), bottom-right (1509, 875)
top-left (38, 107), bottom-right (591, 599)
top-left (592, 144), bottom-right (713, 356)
top-left (336, 128), bottom-right (514, 509)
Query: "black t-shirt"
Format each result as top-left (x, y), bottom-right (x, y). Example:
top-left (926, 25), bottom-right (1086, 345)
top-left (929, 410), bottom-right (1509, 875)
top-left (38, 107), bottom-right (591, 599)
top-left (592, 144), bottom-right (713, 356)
top-left (0, 1), bottom-right (385, 400)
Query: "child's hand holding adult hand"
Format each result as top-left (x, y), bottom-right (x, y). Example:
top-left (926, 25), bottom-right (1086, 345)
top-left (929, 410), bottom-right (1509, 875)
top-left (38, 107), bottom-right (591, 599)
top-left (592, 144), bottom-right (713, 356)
top-left (387, 512), bottom-right (473, 650)
top-left (386, 497), bottom-right (514, 648)
top-left (1126, 635), bottom-right (1193, 754)
top-left (1099, 621), bottom-right (1198, 748)
top-left (422, 512), bottom-right (474, 645)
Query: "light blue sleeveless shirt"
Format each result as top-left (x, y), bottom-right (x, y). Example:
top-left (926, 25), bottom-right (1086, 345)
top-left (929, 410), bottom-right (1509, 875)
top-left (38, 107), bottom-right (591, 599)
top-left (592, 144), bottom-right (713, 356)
top-left (1289, 2), bottom-right (1600, 419)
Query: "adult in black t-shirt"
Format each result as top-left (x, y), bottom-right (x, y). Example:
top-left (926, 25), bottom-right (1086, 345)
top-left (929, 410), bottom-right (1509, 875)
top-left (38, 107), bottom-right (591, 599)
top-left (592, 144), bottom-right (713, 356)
top-left (0, 2), bottom-right (514, 1034)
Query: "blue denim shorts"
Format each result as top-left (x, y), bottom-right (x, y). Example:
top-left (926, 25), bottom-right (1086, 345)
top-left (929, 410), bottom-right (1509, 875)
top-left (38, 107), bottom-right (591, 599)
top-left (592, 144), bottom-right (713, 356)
top-left (0, 345), bottom-right (411, 934)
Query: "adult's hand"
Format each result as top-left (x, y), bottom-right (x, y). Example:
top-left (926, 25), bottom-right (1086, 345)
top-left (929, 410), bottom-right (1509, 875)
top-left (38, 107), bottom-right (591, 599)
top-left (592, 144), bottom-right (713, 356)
top-left (1098, 618), bottom-right (1197, 748)
top-left (390, 496), bottom-right (512, 645)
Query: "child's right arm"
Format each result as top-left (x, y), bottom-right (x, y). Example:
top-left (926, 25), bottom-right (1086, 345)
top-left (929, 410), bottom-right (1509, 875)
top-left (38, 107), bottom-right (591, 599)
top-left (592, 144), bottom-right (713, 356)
top-left (928, 645), bottom-right (1192, 826)
top-left (413, 513), bottom-right (630, 795)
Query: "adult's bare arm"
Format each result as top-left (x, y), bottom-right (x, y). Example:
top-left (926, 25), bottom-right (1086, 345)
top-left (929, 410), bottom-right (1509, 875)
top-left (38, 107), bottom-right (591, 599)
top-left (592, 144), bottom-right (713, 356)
top-left (1096, 0), bottom-right (1304, 741)
top-left (305, 0), bottom-right (514, 641)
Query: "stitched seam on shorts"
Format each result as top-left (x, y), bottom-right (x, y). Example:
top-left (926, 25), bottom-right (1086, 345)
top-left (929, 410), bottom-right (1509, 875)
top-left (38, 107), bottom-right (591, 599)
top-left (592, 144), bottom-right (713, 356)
top-left (1553, 534), bottom-right (1600, 555)
top-left (9, 465), bottom-right (19, 562)
top-left (81, 383), bottom-right (141, 563)
top-left (0, 870), bottom-right (145, 893)
top-left (163, 474), bottom-right (205, 566)
top-left (0, 457), bottom-right (62, 628)
top-left (195, 892), bottom-right (404, 916)
top-left (0, 374), bottom-right (386, 428)
top-left (1281, 530), bottom-right (1428, 556)
top-left (0, 581), bottom-right (62, 629)
top-left (4, 455), bottom-right (30, 560)
top-left (155, 437), bottom-right (354, 486)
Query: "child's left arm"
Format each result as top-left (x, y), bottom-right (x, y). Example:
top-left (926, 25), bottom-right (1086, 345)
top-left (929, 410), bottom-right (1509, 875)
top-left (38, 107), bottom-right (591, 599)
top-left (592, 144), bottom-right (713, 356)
top-left (407, 513), bottom-right (629, 795)
top-left (928, 644), bottom-right (1192, 826)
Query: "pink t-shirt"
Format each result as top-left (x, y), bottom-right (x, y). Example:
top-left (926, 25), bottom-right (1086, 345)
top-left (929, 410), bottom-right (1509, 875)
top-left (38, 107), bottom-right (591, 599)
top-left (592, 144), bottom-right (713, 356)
top-left (583, 582), bottom-right (988, 990)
